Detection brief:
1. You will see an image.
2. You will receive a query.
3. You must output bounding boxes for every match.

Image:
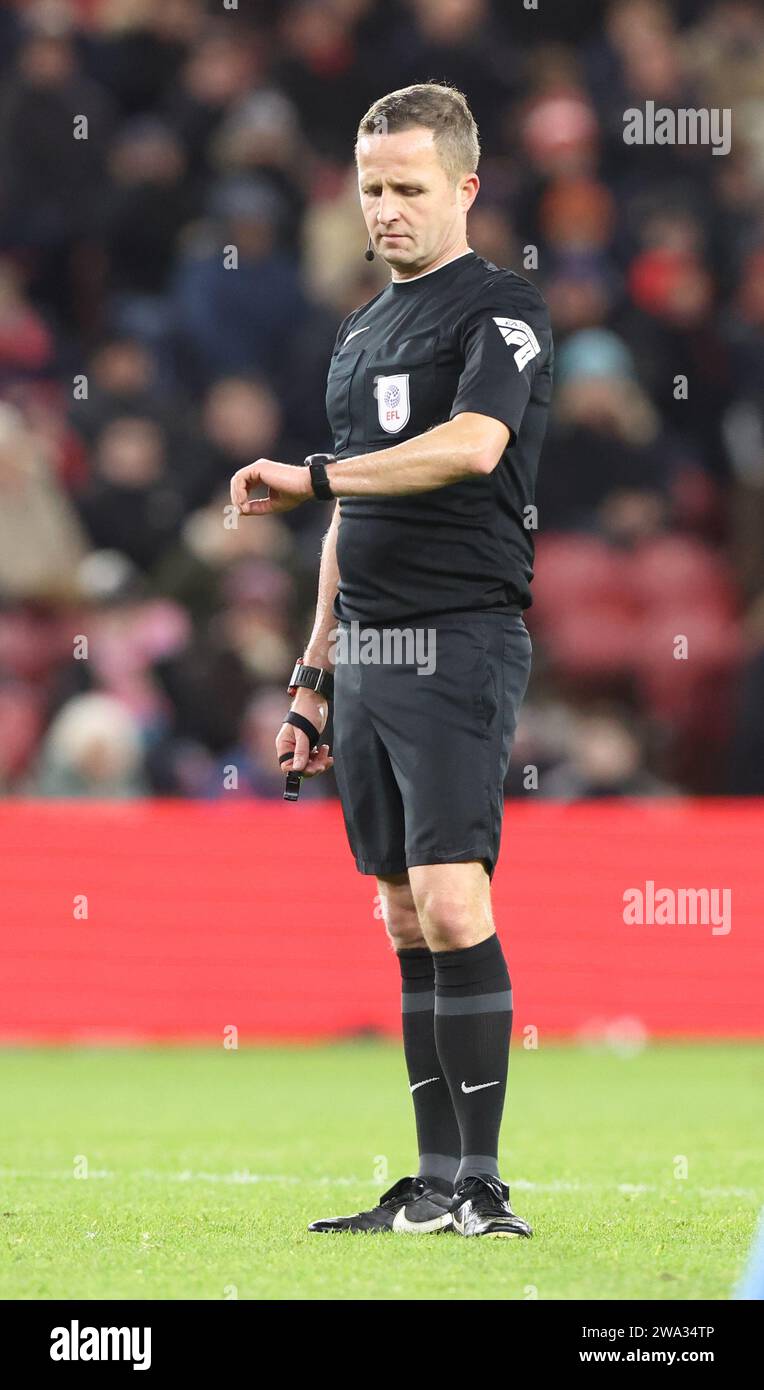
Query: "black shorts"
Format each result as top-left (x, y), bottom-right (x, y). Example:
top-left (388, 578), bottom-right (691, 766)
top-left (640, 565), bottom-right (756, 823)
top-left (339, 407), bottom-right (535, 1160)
top-left (331, 609), bottom-right (532, 880)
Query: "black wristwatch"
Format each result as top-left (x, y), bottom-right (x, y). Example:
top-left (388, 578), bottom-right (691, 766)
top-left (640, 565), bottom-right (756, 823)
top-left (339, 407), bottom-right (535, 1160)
top-left (305, 453), bottom-right (336, 501)
top-left (287, 659), bottom-right (334, 701)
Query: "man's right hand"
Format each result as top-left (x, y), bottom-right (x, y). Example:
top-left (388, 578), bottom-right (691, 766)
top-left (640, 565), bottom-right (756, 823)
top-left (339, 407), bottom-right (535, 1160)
top-left (276, 687), bottom-right (334, 777)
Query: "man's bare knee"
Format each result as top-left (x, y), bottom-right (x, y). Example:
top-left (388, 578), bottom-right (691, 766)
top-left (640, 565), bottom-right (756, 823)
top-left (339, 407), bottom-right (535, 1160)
top-left (408, 861), bottom-right (494, 951)
top-left (376, 872), bottom-right (427, 951)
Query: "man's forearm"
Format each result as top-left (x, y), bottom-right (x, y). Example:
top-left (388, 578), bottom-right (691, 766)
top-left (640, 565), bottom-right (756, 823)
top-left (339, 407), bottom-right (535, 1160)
top-left (302, 501), bottom-right (341, 669)
top-left (324, 415), bottom-right (496, 498)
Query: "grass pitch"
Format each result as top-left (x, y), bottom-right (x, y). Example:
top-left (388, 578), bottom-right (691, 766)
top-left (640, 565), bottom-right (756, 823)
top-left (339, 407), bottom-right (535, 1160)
top-left (1, 1041), bottom-right (761, 1300)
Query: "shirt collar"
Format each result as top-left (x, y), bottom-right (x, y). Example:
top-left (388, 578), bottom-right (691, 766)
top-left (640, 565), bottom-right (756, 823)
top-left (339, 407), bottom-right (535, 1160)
top-left (389, 248), bottom-right (476, 289)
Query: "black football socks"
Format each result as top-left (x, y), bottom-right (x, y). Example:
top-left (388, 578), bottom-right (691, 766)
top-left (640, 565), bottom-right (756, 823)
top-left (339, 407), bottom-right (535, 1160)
top-left (432, 934), bottom-right (512, 1185)
top-left (398, 947), bottom-right (460, 1194)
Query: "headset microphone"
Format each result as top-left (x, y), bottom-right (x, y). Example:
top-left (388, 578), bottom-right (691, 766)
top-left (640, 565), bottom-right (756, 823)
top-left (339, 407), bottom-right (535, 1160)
top-left (364, 235), bottom-right (374, 261)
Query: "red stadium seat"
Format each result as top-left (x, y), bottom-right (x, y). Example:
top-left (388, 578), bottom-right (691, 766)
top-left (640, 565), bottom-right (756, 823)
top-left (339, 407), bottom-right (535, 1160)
top-left (629, 537), bottom-right (737, 618)
top-left (532, 534), bottom-right (634, 627)
top-left (633, 611), bottom-right (744, 723)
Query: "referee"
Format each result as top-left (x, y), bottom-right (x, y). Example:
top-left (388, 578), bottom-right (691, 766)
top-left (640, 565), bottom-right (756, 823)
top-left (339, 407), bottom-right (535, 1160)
top-left (230, 82), bottom-right (553, 1238)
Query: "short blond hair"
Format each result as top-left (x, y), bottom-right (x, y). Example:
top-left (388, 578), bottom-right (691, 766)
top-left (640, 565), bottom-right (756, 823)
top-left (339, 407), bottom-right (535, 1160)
top-left (355, 81), bottom-right (480, 186)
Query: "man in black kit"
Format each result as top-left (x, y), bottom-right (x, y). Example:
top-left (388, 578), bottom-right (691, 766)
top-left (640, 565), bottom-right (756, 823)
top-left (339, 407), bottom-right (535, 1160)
top-left (230, 83), bottom-right (553, 1238)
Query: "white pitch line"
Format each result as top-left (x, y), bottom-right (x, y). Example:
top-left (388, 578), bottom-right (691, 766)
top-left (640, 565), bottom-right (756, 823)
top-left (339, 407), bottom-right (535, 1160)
top-left (0, 1169), bottom-right (759, 1199)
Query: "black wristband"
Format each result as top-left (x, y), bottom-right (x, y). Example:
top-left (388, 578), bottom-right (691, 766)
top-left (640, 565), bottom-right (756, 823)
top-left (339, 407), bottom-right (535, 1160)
top-left (284, 710), bottom-right (322, 748)
top-left (305, 453), bottom-right (336, 501)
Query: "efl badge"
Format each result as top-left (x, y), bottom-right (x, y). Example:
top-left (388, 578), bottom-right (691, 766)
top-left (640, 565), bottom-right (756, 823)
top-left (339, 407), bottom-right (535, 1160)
top-left (492, 317), bottom-right (541, 372)
top-left (376, 374), bottom-right (410, 433)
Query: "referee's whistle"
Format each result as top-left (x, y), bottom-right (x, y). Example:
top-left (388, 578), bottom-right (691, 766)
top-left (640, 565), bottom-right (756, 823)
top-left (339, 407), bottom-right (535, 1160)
top-left (279, 750), bottom-right (303, 801)
top-left (283, 770), bottom-right (302, 801)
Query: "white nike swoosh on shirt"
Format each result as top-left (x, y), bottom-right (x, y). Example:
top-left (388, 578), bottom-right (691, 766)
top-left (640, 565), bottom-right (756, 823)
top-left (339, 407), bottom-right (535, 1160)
top-left (342, 326), bottom-right (370, 345)
top-left (461, 1080), bottom-right (500, 1094)
top-left (410, 1076), bottom-right (440, 1092)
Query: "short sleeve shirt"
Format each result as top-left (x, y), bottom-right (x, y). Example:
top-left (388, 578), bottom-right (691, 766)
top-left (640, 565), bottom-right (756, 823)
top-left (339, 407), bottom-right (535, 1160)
top-left (325, 250), bottom-right (553, 623)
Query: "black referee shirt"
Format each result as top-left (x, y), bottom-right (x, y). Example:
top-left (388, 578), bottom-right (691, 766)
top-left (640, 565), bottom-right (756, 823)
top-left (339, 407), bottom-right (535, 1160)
top-left (326, 249), bottom-right (553, 624)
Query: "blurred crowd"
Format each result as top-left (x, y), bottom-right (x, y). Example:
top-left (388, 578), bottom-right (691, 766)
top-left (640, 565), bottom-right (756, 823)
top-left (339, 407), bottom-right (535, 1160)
top-left (0, 0), bottom-right (763, 801)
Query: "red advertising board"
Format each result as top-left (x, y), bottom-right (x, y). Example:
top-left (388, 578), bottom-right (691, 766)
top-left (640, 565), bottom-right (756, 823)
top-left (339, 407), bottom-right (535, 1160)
top-left (0, 800), bottom-right (761, 1041)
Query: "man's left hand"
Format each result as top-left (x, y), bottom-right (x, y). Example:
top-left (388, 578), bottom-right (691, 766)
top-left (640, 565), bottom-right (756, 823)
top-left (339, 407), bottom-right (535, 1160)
top-left (230, 459), bottom-right (313, 516)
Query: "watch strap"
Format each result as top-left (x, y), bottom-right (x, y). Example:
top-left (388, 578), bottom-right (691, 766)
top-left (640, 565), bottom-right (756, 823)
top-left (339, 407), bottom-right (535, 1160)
top-left (305, 453), bottom-right (336, 500)
top-left (288, 660), bottom-right (334, 700)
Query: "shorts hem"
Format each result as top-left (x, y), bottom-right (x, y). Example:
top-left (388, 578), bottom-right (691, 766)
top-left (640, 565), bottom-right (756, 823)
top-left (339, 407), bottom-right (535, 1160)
top-left (405, 847), bottom-right (498, 878)
top-left (354, 856), bottom-right (409, 876)
top-left (354, 847), bottom-right (498, 878)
